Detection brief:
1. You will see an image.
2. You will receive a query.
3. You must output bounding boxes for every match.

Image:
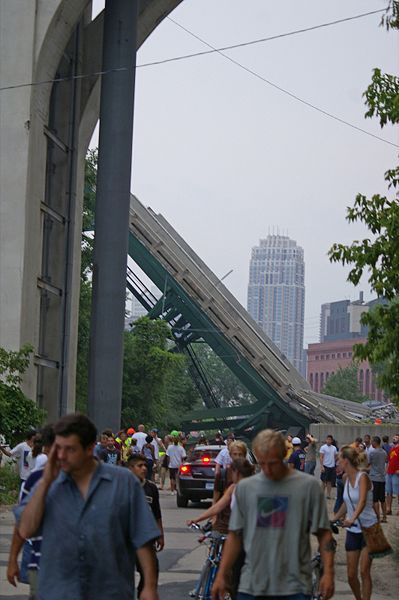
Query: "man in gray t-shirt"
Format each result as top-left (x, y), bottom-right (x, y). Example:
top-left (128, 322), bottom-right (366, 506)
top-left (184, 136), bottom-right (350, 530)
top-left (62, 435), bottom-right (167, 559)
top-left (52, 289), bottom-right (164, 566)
top-left (212, 429), bottom-right (335, 600)
top-left (368, 436), bottom-right (388, 522)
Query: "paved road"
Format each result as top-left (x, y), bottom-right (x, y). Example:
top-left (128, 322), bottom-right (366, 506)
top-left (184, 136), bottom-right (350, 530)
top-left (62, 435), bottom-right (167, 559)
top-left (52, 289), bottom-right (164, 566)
top-left (0, 491), bottom-right (207, 600)
top-left (0, 490), bottom-right (394, 599)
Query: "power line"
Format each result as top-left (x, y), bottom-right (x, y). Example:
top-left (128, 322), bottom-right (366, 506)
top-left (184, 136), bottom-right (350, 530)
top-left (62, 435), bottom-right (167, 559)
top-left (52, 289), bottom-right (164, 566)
top-left (1, 8), bottom-right (397, 149)
top-left (0, 67), bottom-right (127, 92)
top-left (138, 8), bottom-right (386, 68)
top-left (167, 15), bottom-right (399, 150)
top-left (0, 8), bottom-right (387, 92)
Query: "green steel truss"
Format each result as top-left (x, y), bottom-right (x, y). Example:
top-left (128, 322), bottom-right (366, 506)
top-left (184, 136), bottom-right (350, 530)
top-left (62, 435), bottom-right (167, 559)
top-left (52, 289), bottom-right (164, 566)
top-left (128, 232), bottom-right (311, 435)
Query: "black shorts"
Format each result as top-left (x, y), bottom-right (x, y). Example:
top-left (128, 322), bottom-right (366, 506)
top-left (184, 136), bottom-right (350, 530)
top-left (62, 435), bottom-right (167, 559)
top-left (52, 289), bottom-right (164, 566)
top-left (321, 466), bottom-right (336, 482)
top-left (345, 530), bottom-right (366, 552)
top-left (372, 481), bottom-right (386, 503)
top-left (169, 467), bottom-right (178, 480)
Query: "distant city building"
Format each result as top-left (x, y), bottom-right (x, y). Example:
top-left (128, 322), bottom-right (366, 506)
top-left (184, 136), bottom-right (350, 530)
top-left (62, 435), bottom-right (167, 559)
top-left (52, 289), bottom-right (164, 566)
top-left (307, 293), bottom-right (388, 402)
top-left (247, 234), bottom-right (305, 373)
top-left (307, 338), bottom-right (385, 403)
top-left (125, 286), bottom-right (161, 330)
top-left (320, 293), bottom-right (386, 342)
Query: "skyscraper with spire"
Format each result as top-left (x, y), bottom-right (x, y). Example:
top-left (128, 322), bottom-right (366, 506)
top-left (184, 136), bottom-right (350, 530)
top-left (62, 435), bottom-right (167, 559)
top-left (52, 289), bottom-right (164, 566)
top-left (247, 235), bottom-right (305, 373)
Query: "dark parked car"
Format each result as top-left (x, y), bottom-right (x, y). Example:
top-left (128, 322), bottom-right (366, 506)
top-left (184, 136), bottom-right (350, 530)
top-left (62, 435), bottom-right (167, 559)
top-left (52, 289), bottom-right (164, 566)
top-left (176, 445), bottom-right (223, 508)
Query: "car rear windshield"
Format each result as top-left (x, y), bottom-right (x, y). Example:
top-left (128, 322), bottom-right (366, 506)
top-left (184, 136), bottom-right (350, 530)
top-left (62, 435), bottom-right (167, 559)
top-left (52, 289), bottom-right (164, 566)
top-left (190, 449), bottom-right (220, 462)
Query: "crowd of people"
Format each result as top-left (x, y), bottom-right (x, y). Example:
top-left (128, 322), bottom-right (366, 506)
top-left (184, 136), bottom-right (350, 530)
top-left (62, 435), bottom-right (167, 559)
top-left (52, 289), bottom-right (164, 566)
top-left (1, 418), bottom-right (398, 600)
top-left (279, 430), bottom-right (399, 600)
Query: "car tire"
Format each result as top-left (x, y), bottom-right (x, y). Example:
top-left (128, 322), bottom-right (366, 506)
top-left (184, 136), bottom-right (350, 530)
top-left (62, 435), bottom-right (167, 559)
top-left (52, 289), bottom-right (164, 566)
top-left (176, 492), bottom-right (189, 508)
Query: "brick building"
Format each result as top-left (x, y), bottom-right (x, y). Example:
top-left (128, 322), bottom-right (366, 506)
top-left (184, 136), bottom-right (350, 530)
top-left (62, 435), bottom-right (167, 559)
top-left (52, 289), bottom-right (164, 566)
top-left (307, 338), bottom-right (385, 402)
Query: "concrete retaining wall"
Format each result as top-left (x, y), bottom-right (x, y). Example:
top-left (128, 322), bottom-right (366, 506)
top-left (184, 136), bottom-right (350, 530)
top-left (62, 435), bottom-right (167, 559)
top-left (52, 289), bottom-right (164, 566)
top-left (310, 423), bottom-right (399, 446)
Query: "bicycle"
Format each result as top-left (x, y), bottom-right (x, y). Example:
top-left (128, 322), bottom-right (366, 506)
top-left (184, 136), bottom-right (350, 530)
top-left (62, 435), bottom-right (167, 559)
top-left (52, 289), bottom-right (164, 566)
top-left (188, 522), bottom-right (228, 600)
top-left (311, 521), bottom-right (340, 600)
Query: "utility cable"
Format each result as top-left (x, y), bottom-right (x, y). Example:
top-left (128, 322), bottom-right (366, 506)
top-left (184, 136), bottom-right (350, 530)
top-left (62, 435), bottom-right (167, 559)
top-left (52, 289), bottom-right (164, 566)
top-left (2, 8), bottom-right (396, 148)
top-left (0, 67), bottom-right (127, 92)
top-left (0, 8), bottom-right (386, 91)
top-left (138, 8), bottom-right (386, 68)
top-left (167, 15), bottom-right (399, 150)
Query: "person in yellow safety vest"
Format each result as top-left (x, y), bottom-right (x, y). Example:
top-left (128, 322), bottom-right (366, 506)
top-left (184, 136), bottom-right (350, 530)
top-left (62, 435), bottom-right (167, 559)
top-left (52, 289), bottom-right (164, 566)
top-left (114, 429), bottom-right (132, 466)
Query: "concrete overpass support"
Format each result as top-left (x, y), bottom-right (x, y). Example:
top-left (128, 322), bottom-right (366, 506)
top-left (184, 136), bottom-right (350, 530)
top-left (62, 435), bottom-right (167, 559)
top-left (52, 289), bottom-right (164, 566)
top-left (0, 0), bottom-right (182, 425)
top-left (87, 0), bottom-right (138, 433)
top-left (0, 0), bottom-right (43, 374)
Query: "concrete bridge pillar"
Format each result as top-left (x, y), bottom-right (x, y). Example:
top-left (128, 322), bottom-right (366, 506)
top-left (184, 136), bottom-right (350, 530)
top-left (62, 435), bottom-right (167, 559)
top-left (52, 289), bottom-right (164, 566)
top-left (0, 0), bottom-right (182, 425)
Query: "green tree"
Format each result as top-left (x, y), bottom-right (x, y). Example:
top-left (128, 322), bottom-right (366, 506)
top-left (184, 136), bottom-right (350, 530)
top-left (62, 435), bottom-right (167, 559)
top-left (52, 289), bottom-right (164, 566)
top-left (121, 317), bottom-right (187, 428)
top-left (328, 4), bottom-right (399, 402)
top-left (161, 359), bottom-right (202, 430)
top-left (321, 365), bottom-right (369, 404)
top-left (0, 345), bottom-right (45, 445)
top-left (192, 343), bottom-right (255, 406)
top-left (75, 149), bottom-right (97, 411)
top-left (81, 148), bottom-right (97, 278)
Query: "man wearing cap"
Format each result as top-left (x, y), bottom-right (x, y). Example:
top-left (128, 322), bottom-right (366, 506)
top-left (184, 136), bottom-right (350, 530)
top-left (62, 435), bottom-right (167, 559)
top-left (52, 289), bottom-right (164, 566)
top-left (288, 437), bottom-right (306, 471)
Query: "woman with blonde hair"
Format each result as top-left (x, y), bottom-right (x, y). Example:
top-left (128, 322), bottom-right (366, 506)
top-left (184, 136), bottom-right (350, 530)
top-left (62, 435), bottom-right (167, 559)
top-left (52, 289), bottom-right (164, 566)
top-left (187, 458), bottom-right (254, 598)
top-left (213, 439), bottom-right (248, 503)
top-left (332, 445), bottom-right (377, 600)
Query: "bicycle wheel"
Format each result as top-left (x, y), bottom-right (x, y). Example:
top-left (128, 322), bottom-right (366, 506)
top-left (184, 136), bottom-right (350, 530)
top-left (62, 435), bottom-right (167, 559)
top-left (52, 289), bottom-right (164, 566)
top-left (190, 557), bottom-right (212, 599)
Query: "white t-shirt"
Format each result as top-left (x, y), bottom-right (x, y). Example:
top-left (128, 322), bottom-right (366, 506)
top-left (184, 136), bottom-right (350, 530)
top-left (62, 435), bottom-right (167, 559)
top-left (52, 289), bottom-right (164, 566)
top-left (166, 444), bottom-right (186, 468)
top-left (10, 441), bottom-right (31, 480)
top-left (151, 437), bottom-right (162, 460)
top-left (132, 431), bottom-right (147, 451)
top-left (319, 444), bottom-right (338, 468)
top-left (215, 446), bottom-right (232, 468)
top-left (34, 453), bottom-right (48, 471)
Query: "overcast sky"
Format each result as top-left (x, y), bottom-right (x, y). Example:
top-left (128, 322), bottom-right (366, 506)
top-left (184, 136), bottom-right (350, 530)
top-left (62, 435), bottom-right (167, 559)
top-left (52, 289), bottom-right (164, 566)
top-left (92, 0), bottom-right (399, 345)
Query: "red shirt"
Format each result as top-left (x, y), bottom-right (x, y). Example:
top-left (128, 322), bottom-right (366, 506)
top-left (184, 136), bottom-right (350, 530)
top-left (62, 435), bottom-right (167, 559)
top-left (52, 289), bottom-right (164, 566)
top-left (387, 445), bottom-right (399, 475)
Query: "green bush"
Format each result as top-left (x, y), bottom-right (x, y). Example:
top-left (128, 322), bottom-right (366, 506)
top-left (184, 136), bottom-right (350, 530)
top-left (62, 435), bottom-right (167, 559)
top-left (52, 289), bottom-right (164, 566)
top-left (0, 382), bottom-right (45, 446)
top-left (0, 344), bottom-right (46, 446)
top-left (0, 462), bottom-right (20, 505)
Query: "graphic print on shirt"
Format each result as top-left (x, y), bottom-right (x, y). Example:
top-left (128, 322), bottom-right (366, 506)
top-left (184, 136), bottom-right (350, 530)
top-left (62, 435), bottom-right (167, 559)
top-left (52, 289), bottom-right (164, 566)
top-left (256, 496), bottom-right (288, 528)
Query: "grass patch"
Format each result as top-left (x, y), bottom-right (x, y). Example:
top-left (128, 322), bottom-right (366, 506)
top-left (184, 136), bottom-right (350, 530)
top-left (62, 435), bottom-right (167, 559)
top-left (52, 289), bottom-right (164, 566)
top-left (0, 462), bottom-right (20, 505)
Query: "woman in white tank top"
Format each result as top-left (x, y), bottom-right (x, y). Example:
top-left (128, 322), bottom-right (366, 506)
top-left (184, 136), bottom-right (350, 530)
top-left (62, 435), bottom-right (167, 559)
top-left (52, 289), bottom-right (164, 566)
top-left (333, 445), bottom-right (377, 600)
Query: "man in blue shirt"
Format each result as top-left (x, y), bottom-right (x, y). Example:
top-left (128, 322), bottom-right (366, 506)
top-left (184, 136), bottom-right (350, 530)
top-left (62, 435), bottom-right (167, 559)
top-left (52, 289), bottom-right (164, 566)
top-left (18, 413), bottom-right (159, 600)
top-left (288, 436), bottom-right (306, 471)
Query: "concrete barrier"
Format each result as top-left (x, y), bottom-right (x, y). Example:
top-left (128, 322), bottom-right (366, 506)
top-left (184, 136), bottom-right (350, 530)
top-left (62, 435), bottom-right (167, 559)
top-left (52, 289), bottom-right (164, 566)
top-left (310, 423), bottom-right (399, 446)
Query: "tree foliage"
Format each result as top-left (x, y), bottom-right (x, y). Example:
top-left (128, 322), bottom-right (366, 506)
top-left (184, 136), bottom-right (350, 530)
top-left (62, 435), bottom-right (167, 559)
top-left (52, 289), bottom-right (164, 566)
top-left (192, 343), bottom-right (255, 407)
top-left (81, 148), bottom-right (97, 278)
top-left (75, 150), bottom-right (97, 411)
top-left (380, 1), bottom-right (399, 30)
top-left (328, 6), bottom-right (399, 402)
top-left (321, 365), bottom-right (369, 404)
top-left (0, 346), bottom-right (45, 445)
top-left (121, 317), bottom-right (201, 429)
top-left (75, 279), bottom-right (92, 412)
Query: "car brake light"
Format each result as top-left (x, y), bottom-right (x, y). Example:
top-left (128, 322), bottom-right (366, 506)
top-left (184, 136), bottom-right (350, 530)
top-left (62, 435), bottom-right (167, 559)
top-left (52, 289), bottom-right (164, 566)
top-left (180, 465), bottom-right (191, 474)
top-left (201, 456), bottom-right (211, 463)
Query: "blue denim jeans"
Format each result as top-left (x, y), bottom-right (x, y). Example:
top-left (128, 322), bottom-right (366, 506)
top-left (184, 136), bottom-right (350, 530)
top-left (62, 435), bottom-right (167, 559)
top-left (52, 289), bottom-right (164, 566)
top-left (237, 593), bottom-right (310, 600)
